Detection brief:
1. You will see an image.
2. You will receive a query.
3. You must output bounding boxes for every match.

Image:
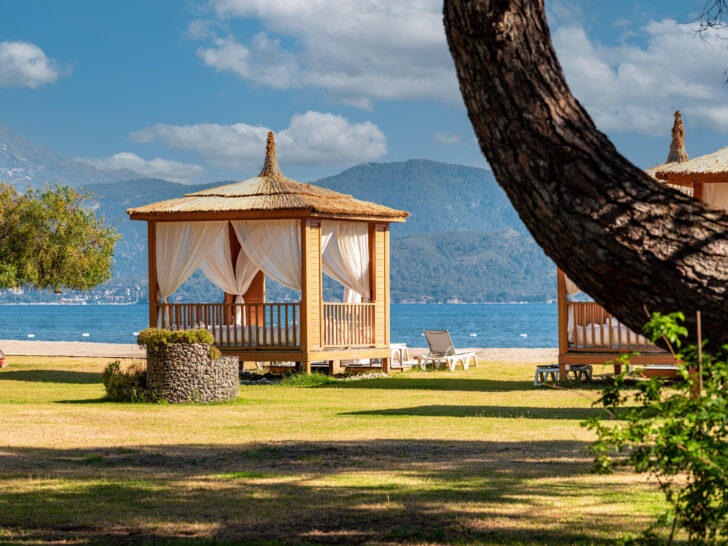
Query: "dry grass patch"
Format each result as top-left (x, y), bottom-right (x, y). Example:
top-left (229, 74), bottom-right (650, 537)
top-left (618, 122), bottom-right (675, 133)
top-left (0, 355), bottom-right (668, 544)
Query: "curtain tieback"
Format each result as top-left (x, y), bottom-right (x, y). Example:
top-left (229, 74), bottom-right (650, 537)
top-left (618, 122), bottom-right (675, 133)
top-left (234, 295), bottom-right (245, 325)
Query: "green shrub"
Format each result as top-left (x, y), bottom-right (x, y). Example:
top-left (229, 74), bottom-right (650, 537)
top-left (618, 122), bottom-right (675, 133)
top-left (136, 328), bottom-right (220, 359)
top-left (280, 372), bottom-right (337, 387)
top-left (101, 361), bottom-right (162, 403)
top-left (586, 312), bottom-right (728, 543)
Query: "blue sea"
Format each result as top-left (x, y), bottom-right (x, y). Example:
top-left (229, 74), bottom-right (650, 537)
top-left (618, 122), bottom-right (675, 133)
top-left (0, 303), bottom-right (557, 348)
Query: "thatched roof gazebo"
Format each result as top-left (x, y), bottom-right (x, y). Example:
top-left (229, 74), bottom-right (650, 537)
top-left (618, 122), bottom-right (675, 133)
top-left (646, 109), bottom-right (728, 206)
top-left (128, 132), bottom-right (408, 373)
top-left (651, 141), bottom-right (728, 205)
top-left (645, 110), bottom-right (694, 197)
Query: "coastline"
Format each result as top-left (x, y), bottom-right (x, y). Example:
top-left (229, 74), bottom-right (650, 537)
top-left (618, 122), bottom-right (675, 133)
top-left (0, 340), bottom-right (557, 362)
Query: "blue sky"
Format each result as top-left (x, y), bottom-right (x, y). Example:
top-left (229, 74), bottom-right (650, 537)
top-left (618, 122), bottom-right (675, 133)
top-left (1, 0), bottom-right (727, 183)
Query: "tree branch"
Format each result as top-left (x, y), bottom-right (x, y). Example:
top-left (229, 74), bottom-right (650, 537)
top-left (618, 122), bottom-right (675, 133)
top-left (444, 0), bottom-right (728, 349)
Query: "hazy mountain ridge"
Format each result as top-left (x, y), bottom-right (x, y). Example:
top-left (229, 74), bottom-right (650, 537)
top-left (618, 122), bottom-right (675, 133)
top-left (0, 125), bottom-right (554, 303)
top-left (390, 230), bottom-right (554, 302)
top-left (316, 159), bottom-right (527, 235)
top-left (79, 164), bottom-right (552, 303)
top-left (0, 125), bottom-right (140, 187)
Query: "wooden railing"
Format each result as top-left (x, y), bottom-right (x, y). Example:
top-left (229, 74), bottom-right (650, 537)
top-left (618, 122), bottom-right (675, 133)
top-left (567, 301), bottom-right (659, 351)
top-left (322, 303), bottom-right (375, 347)
top-left (157, 303), bottom-right (300, 349)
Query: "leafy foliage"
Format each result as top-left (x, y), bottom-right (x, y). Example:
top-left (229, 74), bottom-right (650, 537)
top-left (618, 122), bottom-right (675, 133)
top-left (586, 312), bottom-right (728, 544)
top-left (136, 328), bottom-right (220, 359)
top-left (0, 183), bottom-right (118, 291)
top-left (101, 361), bottom-right (162, 403)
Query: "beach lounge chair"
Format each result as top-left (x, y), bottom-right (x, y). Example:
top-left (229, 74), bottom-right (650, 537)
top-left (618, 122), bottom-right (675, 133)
top-left (420, 330), bottom-right (478, 371)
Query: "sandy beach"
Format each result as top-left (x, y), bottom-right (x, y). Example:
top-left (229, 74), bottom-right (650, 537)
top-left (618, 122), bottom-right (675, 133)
top-left (0, 340), bottom-right (146, 359)
top-left (0, 340), bottom-right (557, 362)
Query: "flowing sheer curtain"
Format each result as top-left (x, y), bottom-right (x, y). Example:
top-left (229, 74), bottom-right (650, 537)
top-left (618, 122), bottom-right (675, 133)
top-left (564, 274), bottom-right (582, 297)
top-left (563, 273), bottom-right (583, 333)
top-left (200, 228), bottom-right (260, 324)
top-left (703, 183), bottom-right (728, 211)
top-left (156, 221), bottom-right (226, 327)
top-left (322, 220), bottom-right (370, 303)
top-left (232, 220), bottom-right (303, 291)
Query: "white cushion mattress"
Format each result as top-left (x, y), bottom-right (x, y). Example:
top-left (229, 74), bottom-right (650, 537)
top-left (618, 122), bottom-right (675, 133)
top-left (568, 323), bottom-right (650, 349)
top-left (207, 325), bottom-right (299, 346)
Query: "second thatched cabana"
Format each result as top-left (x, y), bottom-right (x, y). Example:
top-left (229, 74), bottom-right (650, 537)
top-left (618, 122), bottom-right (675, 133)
top-left (555, 111), bottom-right (699, 376)
top-left (127, 132), bottom-right (409, 373)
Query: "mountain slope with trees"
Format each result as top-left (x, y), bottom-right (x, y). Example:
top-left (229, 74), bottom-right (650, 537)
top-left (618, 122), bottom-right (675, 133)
top-left (0, 153), bottom-right (555, 303)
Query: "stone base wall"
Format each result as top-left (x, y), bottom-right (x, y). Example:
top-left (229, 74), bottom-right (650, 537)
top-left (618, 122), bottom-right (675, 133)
top-left (146, 343), bottom-right (239, 403)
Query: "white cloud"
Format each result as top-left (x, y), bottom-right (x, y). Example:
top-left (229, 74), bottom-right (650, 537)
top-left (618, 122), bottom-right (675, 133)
top-left (197, 33), bottom-right (298, 89)
top-left (194, 0), bottom-right (459, 107)
top-left (77, 153), bottom-right (205, 183)
top-left (0, 41), bottom-right (62, 88)
top-left (130, 111), bottom-right (388, 170)
top-left (433, 130), bottom-right (461, 144)
top-left (552, 20), bottom-right (728, 135)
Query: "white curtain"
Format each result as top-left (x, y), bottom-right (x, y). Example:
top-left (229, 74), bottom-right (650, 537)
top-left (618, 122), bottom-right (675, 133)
top-left (703, 183), bottom-right (728, 211)
top-left (322, 220), bottom-right (370, 303)
top-left (233, 220), bottom-right (303, 291)
top-left (564, 273), bottom-right (582, 297)
top-left (156, 221), bottom-right (226, 326)
top-left (200, 229), bottom-right (260, 324)
top-left (563, 273), bottom-right (582, 333)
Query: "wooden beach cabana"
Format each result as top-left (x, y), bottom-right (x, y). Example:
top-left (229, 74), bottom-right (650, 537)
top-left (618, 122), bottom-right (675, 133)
top-left (556, 111), bottom-right (709, 376)
top-left (127, 132), bottom-right (408, 373)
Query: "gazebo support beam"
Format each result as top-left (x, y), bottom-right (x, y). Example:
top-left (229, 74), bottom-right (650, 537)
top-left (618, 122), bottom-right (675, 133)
top-left (147, 221), bottom-right (158, 328)
top-left (370, 223), bottom-right (391, 373)
top-left (300, 218), bottom-right (323, 373)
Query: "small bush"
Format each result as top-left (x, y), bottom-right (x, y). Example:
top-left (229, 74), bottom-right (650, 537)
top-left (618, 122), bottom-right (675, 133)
top-left (586, 311), bottom-right (728, 543)
top-left (280, 372), bottom-right (337, 387)
top-left (101, 361), bottom-right (162, 403)
top-left (136, 328), bottom-right (220, 359)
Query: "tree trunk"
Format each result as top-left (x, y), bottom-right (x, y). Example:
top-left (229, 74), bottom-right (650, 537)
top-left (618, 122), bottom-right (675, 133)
top-left (444, 0), bottom-right (728, 349)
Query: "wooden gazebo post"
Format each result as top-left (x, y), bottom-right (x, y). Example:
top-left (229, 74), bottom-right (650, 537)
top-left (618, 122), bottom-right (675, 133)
top-left (147, 221), bottom-right (158, 327)
top-left (370, 222), bottom-right (391, 373)
top-left (300, 217), bottom-right (323, 373)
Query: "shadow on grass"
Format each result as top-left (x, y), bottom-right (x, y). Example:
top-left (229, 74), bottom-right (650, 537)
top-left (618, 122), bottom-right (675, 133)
top-left (0, 439), bottom-right (660, 545)
top-left (0, 369), bottom-right (100, 384)
top-left (325, 377), bottom-right (535, 392)
top-left (56, 397), bottom-right (111, 404)
top-left (344, 404), bottom-right (618, 420)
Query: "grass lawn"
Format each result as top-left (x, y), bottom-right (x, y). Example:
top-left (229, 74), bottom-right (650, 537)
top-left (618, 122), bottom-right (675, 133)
top-left (0, 356), bottom-right (667, 544)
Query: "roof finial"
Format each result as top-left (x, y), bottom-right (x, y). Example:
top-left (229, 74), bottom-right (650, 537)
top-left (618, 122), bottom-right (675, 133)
top-left (259, 131), bottom-right (283, 177)
top-left (667, 110), bottom-right (689, 164)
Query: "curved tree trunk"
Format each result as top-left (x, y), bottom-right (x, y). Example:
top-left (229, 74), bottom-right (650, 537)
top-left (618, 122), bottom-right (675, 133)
top-left (444, 0), bottom-right (728, 348)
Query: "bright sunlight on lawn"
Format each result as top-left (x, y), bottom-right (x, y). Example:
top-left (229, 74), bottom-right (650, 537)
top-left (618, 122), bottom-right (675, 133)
top-left (0, 357), bottom-right (665, 544)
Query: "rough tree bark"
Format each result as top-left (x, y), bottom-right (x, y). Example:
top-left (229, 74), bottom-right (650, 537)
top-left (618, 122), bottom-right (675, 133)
top-left (444, 0), bottom-right (728, 348)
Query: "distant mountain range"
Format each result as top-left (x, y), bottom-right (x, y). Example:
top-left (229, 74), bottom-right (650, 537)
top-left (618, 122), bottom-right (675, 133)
top-left (0, 124), bottom-right (555, 303)
top-left (0, 125), bottom-right (140, 187)
top-left (317, 160), bottom-right (527, 235)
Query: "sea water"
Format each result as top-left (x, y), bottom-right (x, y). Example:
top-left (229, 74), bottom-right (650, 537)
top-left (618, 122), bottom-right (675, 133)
top-left (0, 303), bottom-right (557, 348)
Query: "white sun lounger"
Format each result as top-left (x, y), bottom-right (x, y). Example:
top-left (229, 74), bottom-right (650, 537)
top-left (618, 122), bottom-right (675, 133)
top-left (420, 330), bottom-right (478, 371)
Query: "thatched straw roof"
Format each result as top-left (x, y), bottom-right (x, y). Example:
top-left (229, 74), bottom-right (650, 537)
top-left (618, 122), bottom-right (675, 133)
top-left (667, 110), bottom-right (689, 164)
top-left (127, 132), bottom-right (409, 222)
top-left (645, 110), bottom-right (694, 196)
top-left (652, 145), bottom-right (728, 180)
